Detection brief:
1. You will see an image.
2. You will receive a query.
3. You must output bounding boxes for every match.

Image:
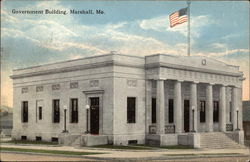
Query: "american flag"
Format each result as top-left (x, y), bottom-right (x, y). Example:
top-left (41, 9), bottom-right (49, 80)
top-left (169, 7), bottom-right (188, 28)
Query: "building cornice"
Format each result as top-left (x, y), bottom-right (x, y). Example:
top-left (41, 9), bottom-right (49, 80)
top-left (11, 60), bottom-right (145, 79)
top-left (146, 62), bottom-right (242, 77)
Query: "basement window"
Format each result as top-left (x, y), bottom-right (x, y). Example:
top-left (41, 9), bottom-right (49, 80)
top-left (51, 137), bottom-right (58, 143)
top-left (36, 136), bottom-right (42, 141)
top-left (128, 140), bottom-right (138, 145)
top-left (21, 136), bottom-right (27, 140)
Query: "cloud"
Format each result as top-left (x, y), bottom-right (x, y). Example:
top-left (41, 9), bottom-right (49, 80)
top-left (140, 15), bottom-right (168, 32)
top-left (221, 33), bottom-right (240, 40)
top-left (139, 14), bottom-right (215, 38)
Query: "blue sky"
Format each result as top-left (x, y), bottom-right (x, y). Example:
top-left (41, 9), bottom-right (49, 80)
top-left (1, 0), bottom-right (249, 107)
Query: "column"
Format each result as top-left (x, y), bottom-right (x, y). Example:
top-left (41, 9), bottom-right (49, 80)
top-left (231, 87), bottom-right (238, 130)
top-left (174, 80), bottom-right (182, 133)
top-left (190, 82), bottom-right (198, 132)
top-left (156, 80), bottom-right (165, 134)
top-left (219, 85), bottom-right (226, 132)
top-left (238, 88), bottom-right (243, 130)
top-left (206, 84), bottom-right (213, 132)
top-left (145, 80), bottom-right (152, 134)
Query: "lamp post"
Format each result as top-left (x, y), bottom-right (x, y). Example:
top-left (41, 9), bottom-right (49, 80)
top-left (62, 106), bottom-right (68, 133)
top-left (85, 105), bottom-right (90, 134)
top-left (191, 106), bottom-right (195, 132)
top-left (236, 108), bottom-right (240, 131)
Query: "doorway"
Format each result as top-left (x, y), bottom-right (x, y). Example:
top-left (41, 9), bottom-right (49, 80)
top-left (184, 100), bottom-right (190, 132)
top-left (90, 97), bottom-right (99, 135)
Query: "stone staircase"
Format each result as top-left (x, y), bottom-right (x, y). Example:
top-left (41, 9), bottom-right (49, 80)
top-left (71, 135), bottom-right (82, 147)
top-left (59, 133), bottom-right (109, 147)
top-left (200, 132), bottom-right (245, 149)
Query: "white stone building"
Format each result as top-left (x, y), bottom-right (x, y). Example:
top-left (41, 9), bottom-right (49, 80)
top-left (11, 54), bottom-right (245, 148)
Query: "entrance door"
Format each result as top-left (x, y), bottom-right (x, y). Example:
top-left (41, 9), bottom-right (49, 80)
top-left (90, 97), bottom-right (99, 135)
top-left (184, 100), bottom-right (190, 132)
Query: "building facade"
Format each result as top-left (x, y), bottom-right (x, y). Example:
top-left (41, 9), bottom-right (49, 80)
top-left (11, 54), bottom-right (245, 147)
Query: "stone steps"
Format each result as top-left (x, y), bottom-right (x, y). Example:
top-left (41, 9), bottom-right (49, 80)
top-left (200, 132), bottom-right (245, 149)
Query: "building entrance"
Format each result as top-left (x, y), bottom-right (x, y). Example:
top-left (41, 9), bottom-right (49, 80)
top-left (90, 97), bottom-right (99, 134)
top-left (184, 100), bottom-right (190, 132)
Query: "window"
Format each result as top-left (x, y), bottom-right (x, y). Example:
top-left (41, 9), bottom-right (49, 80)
top-left (128, 140), bottom-right (138, 145)
top-left (168, 99), bottom-right (174, 123)
top-left (22, 101), bottom-right (28, 123)
top-left (21, 136), bottom-right (27, 140)
top-left (200, 101), bottom-right (206, 123)
top-left (127, 97), bottom-right (136, 123)
top-left (213, 101), bottom-right (219, 122)
top-left (151, 98), bottom-right (156, 123)
top-left (51, 137), bottom-right (58, 143)
top-left (70, 98), bottom-right (78, 123)
top-left (53, 100), bottom-right (60, 123)
top-left (38, 106), bottom-right (42, 120)
top-left (36, 136), bottom-right (42, 141)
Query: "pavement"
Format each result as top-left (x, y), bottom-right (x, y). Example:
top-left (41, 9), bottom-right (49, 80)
top-left (1, 143), bottom-right (250, 161)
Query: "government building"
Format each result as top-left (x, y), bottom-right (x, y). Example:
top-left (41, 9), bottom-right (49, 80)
top-left (11, 53), bottom-right (245, 148)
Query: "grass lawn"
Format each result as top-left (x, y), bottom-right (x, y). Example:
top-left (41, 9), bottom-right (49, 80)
top-left (91, 144), bottom-right (152, 150)
top-left (135, 144), bottom-right (193, 149)
top-left (1, 140), bottom-right (58, 145)
top-left (91, 144), bottom-right (193, 150)
top-left (0, 147), bottom-right (103, 156)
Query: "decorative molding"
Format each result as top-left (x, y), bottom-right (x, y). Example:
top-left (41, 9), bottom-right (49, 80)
top-left (127, 79), bottom-right (137, 87)
top-left (90, 80), bottom-right (99, 87)
top-left (21, 87), bottom-right (28, 93)
top-left (52, 84), bottom-right (60, 90)
top-left (146, 62), bottom-right (242, 77)
top-left (82, 90), bottom-right (104, 94)
top-left (165, 125), bottom-right (175, 134)
top-left (70, 82), bottom-right (78, 89)
top-left (201, 59), bottom-right (206, 65)
top-left (226, 124), bottom-right (233, 131)
top-left (36, 86), bottom-right (43, 92)
top-left (149, 125), bottom-right (156, 134)
top-left (11, 59), bottom-right (145, 79)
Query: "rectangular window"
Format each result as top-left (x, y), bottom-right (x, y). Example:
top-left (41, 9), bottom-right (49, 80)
top-left (213, 101), bottom-right (219, 122)
top-left (51, 137), bottom-right (58, 143)
top-left (38, 106), bottom-right (42, 120)
top-left (70, 98), bottom-right (78, 123)
top-left (168, 99), bottom-right (174, 123)
top-left (36, 136), bottom-right (42, 141)
top-left (200, 101), bottom-right (206, 123)
top-left (127, 97), bottom-right (136, 123)
top-left (151, 98), bottom-right (156, 124)
top-left (53, 99), bottom-right (60, 123)
top-left (21, 136), bottom-right (27, 140)
top-left (22, 101), bottom-right (28, 123)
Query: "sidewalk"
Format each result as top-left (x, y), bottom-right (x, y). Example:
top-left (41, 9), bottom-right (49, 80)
top-left (1, 143), bottom-right (250, 160)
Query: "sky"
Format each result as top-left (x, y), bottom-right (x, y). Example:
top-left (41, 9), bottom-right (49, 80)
top-left (1, 0), bottom-right (249, 107)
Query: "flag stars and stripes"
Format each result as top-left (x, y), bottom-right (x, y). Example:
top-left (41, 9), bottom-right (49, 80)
top-left (169, 7), bottom-right (188, 28)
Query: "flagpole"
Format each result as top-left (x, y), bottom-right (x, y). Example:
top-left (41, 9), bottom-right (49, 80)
top-left (187, 0), bottom-right (191, 56)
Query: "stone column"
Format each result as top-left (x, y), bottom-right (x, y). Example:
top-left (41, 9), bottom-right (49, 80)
top-left (174, 80), bottom-right (182, 133)
top-left (231, 87), bottom-right (238, 130)
top-left (145, 80), bottom-right (152, 134)
top-left (206, 84), bottom-right (213, 132)
top-left (225, 87), bottom-right (230, 124)
top-left (219, 85), bottom-right (226, 132)
top-left (190, 82), bottom-right (198, 132)
top-left (156, 80), bottom-right (165, 134)
top-left (238, 88), bottom-right (243, 130)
